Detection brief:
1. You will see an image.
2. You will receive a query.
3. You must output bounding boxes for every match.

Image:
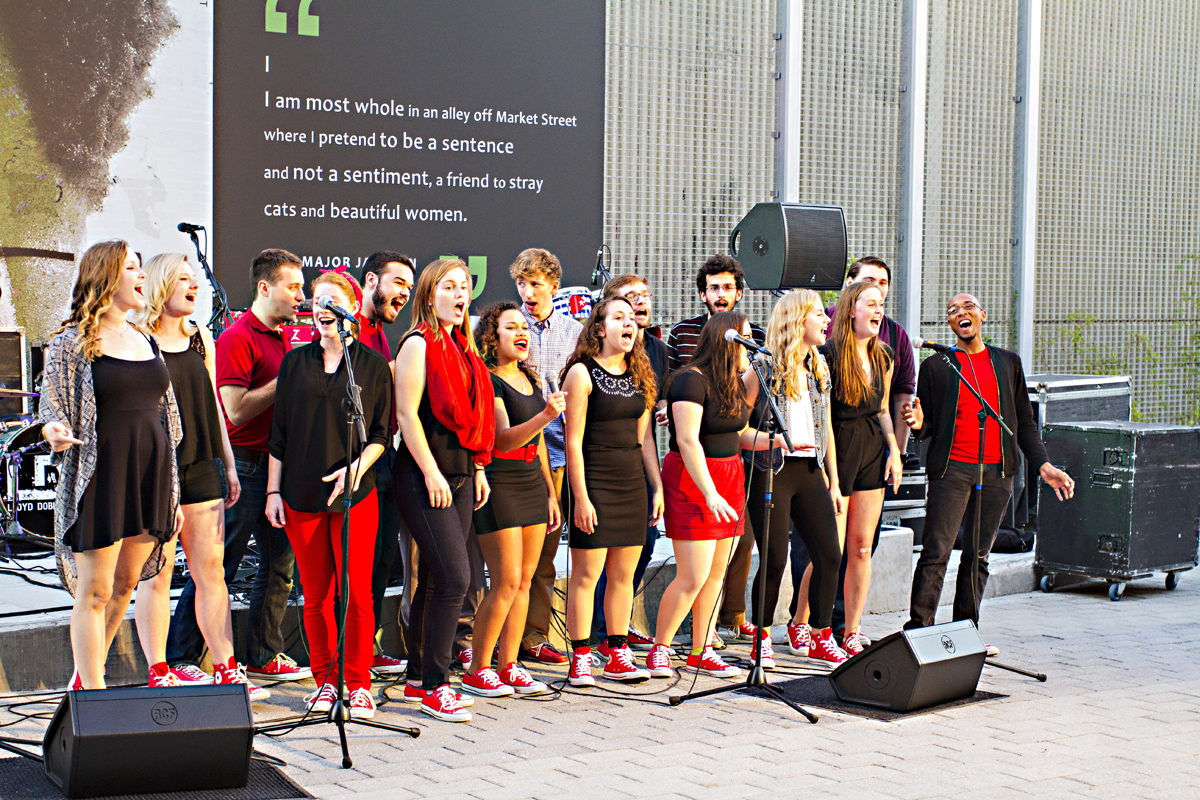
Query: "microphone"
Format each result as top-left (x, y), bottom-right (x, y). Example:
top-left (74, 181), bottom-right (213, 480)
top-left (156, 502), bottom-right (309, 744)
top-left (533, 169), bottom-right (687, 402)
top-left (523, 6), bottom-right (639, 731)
top-left (547, 375), bottom-right (560, 395)
top-left (177, 222), bottom-right (204, 233)
top-left (316, 295), bottom-right (355, 321)
top-left (591, 248), bottom-right (604, 286)
top-left (913, 337), bottom-right (957, 354)
top-left (724, 327), bottom-right (771, 357)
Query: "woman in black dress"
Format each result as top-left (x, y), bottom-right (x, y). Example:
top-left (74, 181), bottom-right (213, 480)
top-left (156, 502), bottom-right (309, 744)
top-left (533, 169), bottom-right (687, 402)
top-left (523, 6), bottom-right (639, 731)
top-left (132, 253), bottom-right (266, 698)
top-left (40, 240), bottom-right (183, 690)
top-left (562, 297), bottom-right (662, 687)
top-left (459, 302), bottom-right (565, 698)
top-left (824, 281), bottom-right (903, 655)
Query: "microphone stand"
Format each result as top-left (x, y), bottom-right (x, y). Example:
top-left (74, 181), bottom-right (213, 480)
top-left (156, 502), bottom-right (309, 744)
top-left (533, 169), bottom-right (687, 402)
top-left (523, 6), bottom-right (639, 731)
top-left (936, 351), bottom-right (1046, 682)
top-left (669, 352), bottom-right (819, 723)
top-left (184, 228), bottom-right (232, 337)
top-left (256, 318), bottom-right (420, 767)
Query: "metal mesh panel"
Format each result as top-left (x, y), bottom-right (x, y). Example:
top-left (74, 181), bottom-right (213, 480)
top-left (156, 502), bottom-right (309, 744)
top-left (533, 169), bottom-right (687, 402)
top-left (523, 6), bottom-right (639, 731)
top-left (1034, 1), bottom-right (1200, 423)
top-left (796, 0), bottom-right (905, 313)
top-left (603, 0), bottom-right (778, 332)
top-left (919, 0), bottom-right (1019, 349)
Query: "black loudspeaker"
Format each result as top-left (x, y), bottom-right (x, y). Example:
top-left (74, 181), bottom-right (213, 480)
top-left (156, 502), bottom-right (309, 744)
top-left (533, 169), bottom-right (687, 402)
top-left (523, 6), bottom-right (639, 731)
top-left (43, 685), bottom-right (253, 798)
top-left (0, 327), bottom-right (27, 416)
top-left (728, 203), bottom-right (847, 290)
top-left (829, 620), bottom-right (986, 713)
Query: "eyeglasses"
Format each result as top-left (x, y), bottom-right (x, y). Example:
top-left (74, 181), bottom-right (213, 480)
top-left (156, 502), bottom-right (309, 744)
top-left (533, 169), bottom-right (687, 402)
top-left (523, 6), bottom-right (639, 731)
top-left (946, 301), bottom-right (980, 316)
top-left (622, 291), bottom-right (652, 303)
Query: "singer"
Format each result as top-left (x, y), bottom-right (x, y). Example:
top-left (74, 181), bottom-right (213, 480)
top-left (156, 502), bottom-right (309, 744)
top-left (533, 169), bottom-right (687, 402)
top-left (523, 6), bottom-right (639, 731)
top-left (265, 271), bottom-right (393, 720)
top-left (901, 293), bottom-right (1073, 636)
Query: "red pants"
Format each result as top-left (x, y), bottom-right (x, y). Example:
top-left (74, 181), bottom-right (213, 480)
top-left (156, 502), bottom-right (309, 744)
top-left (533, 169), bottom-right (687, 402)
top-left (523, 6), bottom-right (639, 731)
top-left (284, 491), bottom-right (379, 691)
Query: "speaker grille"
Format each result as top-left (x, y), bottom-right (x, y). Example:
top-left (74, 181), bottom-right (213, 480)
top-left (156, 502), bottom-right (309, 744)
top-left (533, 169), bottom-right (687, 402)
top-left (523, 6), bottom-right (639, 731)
top-left (780, 205), bottom-right (848, 288)
top-left (0, 329), bottom-right (27, 417)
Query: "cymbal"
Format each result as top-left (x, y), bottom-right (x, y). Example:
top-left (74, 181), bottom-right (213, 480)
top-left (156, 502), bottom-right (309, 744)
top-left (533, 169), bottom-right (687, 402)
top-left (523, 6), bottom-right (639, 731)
top-left (0, 388), bottom-right (38, 398)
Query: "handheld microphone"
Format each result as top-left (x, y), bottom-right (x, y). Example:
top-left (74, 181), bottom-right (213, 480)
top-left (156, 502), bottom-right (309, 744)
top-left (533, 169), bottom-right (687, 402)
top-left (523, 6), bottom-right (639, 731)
top-left (913, 337), bottom-right (957, 354)
top-left (177, 222), bottom-right (205, 233)
top-left (316, 295), bottom-right (355, 321)
top-left (547, 376), bottom-right (560, 395)
top-left (724, 327), bottom-right (771, 357)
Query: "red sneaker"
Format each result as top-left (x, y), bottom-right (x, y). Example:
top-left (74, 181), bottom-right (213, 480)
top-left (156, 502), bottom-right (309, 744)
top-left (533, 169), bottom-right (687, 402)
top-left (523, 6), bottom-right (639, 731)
top-left (214, 659), bottom-right (271, 701)
top-left (370, 654), bottom-right (407, 676)
top-left (246, 653), bottom-right (311, 682)
top-left (808, 628), bottom-right (849, 665)
top-left (842, 630), bottom-right (868, 656)
top-left (755, 633), bottom-right (776, 670)
top-left (305, 683), bottom-right (337, 713)
top-left (348, 688), bottom-right (376, 720)
top-left (738, 621), bottom-right (759, 640)
top-left (645, 644), bottom-right (673, 678)
top-left (422, 684), bottom-right (471, 723)
top-left (626, 628), bottom-right (654, 651)
top-left (461, 667), bottom-right (515, 698)
top-left (602, 647), bottom-right (650, 682)
top-left (67, 670), bottom-right (83, 691)
top-left (148, 664), bottom-right (183, 688)
top-left (499, 662), bottom-right (549, 695)
top-left (568, 648), bottom-right (595, 687)
top-left (685, 647), bottom-right (742, 678)
top-left (787, 622), bottom-right (813, 656)
top-left (169, 663), bottom-right (214, 685)
top-left (521, 642), bottom-right (569, 664)
top-left (402, 681), bottom-right (474, 707)
top-left (453, 647), bottom-right (473, 670)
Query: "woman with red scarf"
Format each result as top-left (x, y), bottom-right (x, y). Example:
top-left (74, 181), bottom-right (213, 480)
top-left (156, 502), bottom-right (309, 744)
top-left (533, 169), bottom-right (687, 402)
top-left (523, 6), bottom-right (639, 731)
top-left (394, 258), bottom-right (495, 723)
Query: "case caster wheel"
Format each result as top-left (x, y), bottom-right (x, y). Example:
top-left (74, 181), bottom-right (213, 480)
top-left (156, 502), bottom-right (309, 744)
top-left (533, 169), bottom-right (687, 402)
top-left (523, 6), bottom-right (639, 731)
top-left (1166, 572), bottom-right (1180, 591)
top-left (1108, 582), bottom-right (1125, 601)
top-left (1040, 575), bottom-right (1054, 593)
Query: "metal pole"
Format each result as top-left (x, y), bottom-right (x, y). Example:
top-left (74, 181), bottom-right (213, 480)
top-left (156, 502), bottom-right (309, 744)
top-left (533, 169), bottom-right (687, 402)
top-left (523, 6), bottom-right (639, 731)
top-left (1011, 0), bottom-right (1042, 364)
top-left (773, 0), bottom-right (803, 203)
top-left (897, 0), bottom-right (928, 339)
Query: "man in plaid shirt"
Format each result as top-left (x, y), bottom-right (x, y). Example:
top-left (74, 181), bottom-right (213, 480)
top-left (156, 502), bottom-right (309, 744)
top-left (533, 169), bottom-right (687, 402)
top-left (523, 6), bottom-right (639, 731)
top-left (512, 248), bottom-right (582, 664)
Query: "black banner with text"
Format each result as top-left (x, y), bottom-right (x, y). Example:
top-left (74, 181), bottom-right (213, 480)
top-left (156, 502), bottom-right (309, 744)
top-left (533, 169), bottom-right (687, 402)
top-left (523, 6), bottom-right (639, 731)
top-left (214, 0), bottom-right (605, 312)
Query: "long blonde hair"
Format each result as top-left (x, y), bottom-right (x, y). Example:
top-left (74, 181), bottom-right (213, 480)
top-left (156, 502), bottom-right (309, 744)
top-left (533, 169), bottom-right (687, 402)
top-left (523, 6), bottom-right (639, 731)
top-left (58, 240), bottom-right (133, 360)
top-left (132, 253), bottom-right (199, 338)
top-left (767, 290), bottom-right (829, 401)
top-left (405, 258), bottom-right (479, 354)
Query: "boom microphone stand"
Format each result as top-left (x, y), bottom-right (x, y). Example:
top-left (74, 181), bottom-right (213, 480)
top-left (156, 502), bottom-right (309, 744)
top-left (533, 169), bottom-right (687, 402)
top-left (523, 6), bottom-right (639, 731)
top-left (936, 351), bottom-right (1046, 683)
top-left (180, 224), bottom-right (233, 336)
top-left (669, 352), bottom-right (818, 723)
top-left (256, 318), bottom-right (419, 767)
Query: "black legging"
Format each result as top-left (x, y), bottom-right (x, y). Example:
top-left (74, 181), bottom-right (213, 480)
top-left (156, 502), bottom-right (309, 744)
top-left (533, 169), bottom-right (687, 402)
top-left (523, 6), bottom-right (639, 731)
top-left (394, 465), bottom-right (473, 690)
top-left (748, 457), bottom-right (841, 629)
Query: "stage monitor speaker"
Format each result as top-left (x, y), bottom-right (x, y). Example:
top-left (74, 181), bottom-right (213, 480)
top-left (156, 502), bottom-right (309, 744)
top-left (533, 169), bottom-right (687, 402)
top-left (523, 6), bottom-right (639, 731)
top-left (43, 685), bottom-right (253, 798)
top-left (0, 327), bottom-right (27, 417)
top-left (828, 620), bottom-right (986, 713)
top-left (728, 203), bottom-right (847, 291)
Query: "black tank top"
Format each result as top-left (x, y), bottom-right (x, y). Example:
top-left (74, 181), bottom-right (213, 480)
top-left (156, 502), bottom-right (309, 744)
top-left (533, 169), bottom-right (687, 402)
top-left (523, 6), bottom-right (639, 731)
top-left (397, 330), bottom-right (472, 477)
top-left (489, 371), bottom-right (544, 475)
top-left (162, 332), bottom-right (223, 467)
top-left (581, 356), bottom-right (645, 450)
top-left (822, 343), bottom-right (893, 424)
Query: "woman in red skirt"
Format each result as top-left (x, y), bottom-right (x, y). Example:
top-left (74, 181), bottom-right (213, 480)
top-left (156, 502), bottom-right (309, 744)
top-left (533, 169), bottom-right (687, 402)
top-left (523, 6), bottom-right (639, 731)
top-left (647, 312), bottom-right (777, 679)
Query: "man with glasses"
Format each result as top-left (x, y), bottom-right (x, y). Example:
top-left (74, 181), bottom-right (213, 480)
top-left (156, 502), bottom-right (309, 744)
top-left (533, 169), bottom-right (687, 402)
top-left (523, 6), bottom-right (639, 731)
top-left (901, 293), bottom-right (1074, 641)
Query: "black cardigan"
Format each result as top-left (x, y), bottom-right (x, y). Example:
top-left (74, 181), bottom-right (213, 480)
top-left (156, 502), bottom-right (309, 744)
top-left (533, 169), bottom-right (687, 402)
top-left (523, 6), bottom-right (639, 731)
top-left (913, 345), bottom-right (1048, 478)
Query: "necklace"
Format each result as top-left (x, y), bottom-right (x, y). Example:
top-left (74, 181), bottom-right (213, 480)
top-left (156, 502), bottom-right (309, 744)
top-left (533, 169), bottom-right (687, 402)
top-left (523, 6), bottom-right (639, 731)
top-left (100, 322), bottom-right (130, 336)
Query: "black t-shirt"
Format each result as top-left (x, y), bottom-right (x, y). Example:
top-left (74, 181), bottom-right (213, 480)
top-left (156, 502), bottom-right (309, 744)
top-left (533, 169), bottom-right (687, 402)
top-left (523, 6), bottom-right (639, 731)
top-left (821, 343), bottom-right (893, 424)
top-left (268, 340), bottom-right (392, 512)
top-left (643, 333), bottom-right (669, 399)
top-left (489, 371), bottom-right (544, 476)
top-left (666, 368), bottom-right (750, 458)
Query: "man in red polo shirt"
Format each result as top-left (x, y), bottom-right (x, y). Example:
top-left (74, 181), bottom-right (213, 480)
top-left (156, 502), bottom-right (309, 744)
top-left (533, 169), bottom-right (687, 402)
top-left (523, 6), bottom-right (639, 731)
top-left (355, 251), bottom-right (414, 675)
top-left (167, 249), bottom-right (311, 681)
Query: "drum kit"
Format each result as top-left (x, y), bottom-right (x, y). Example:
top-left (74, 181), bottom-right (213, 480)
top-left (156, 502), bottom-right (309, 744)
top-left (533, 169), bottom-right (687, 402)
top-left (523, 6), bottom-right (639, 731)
top-left (0, 387), bottom-right (56, 551)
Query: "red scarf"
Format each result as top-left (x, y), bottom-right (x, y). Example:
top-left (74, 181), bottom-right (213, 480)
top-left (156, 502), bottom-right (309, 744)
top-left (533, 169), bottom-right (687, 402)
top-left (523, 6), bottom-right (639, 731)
top-left (420, 323), bottom-right (495, 465)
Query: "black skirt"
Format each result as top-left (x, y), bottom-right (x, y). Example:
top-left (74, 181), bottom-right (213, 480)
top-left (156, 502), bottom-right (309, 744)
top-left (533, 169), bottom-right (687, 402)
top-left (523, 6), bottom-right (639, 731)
top-left (473, 462), bottom-right (549, 535)
top-left (568, 445), bottom-right (648, 549)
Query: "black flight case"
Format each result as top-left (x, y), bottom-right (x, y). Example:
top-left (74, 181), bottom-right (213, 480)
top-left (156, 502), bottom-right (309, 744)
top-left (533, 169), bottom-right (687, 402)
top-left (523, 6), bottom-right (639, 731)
top-left (1036, 421), bottom-right (1200, 600)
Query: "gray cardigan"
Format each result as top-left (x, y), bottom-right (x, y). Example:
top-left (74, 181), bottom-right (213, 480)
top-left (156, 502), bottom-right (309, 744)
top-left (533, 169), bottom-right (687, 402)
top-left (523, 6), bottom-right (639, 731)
top-left (38, 325), bottom-right (183, 549)
top-left (750, 352), bottom-right (831, 473)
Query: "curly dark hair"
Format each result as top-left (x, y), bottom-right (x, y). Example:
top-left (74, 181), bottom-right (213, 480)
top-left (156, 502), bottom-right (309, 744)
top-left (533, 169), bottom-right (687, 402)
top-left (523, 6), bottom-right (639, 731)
top-left (561, 297), bottom-right (657, 410)
top-left (695, 254), bottom-right (746, 294)
top-left (666, 311), bottom-right (750, 418)
top-left (474, 300), bottom-right (539, 383)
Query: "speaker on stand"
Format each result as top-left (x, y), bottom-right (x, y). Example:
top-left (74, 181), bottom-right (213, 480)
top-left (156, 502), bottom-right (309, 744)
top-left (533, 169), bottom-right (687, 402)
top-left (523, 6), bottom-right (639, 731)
top-left (729, 203), bottom-right (848, 291)
top-left (828, 620), bottom-right (986, 713)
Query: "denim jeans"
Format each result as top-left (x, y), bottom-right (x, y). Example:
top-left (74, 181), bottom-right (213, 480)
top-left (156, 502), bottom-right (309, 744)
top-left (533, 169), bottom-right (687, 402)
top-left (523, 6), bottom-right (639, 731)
top-left (166, 456), bottom-right (296, 668)
top-left (906, 461), bottom-right (1013, 629)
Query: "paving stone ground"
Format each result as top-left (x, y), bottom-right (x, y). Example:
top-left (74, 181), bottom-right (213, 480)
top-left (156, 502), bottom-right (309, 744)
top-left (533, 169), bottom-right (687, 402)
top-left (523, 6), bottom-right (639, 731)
top-left (3, 574), bottom-right (1197, 799)
top-left (243, 575), bottom-right (1199, 800)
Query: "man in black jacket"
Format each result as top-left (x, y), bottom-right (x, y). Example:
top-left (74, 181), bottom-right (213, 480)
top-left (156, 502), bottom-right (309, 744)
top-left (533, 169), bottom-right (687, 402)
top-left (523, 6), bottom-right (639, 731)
top-left (902, 293), bottom-right (1073, 633)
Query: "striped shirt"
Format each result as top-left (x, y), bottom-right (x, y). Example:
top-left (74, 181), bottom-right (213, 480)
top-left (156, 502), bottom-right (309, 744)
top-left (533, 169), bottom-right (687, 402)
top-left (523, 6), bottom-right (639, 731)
top-left (667, 313), bottom-right (766, 371)
top-left (519, 307), bottom-right (583, 470)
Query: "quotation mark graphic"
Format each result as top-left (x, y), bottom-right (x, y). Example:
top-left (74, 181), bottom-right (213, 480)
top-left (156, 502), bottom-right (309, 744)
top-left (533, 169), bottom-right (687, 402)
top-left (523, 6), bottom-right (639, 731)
top-left (265, 0), bottom-right (319, 36)
top-left (440, 255), bottom-right (488, 300)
